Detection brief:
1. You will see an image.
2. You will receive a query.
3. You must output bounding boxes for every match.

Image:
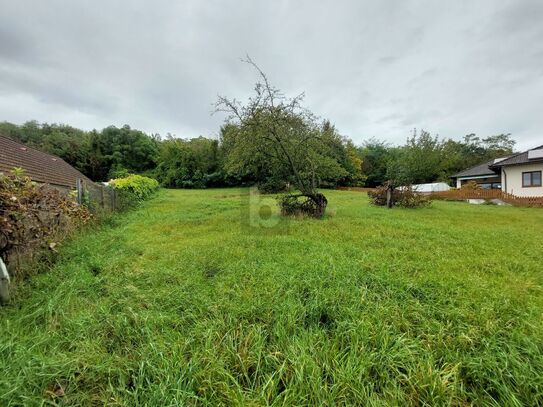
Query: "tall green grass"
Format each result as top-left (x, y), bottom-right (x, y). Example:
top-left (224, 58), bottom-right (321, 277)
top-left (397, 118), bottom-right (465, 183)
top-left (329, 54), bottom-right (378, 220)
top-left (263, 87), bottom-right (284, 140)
top-left (1, 189), bottom-right (542, 405)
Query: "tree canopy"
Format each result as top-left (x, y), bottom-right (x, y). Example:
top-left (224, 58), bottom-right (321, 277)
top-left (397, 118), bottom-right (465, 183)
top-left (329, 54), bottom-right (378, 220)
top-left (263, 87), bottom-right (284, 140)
top-left (0, 118), bottom-right (516, 189)
top-left (214, 57), bottom-right (350, 197)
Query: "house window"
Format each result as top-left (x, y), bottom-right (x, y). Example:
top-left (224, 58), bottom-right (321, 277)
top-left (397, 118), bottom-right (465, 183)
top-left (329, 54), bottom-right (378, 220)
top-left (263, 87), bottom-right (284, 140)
top-left (479, 183), bottom-right (501, 189)
top-left (522, 171), bottom-right (542, 187)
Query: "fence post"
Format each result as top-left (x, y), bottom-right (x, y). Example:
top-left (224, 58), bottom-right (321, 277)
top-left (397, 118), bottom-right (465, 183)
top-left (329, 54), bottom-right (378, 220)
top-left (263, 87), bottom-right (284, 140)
top-left (76, 178), bottom-right (83, 204)
top-left (386, 185), bottom-right (393, 208)
top-left (100, 185), bottom-right (105, 208)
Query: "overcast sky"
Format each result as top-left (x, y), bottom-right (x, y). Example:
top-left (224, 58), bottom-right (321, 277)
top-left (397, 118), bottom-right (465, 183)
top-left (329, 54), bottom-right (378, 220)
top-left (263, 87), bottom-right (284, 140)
top-left (1, 0), bottom-right (542, 150)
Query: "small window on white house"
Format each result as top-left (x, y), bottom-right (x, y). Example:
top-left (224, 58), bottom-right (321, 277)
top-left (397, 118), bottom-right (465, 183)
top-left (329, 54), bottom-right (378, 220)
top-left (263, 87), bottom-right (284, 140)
top-left (522, 171), bottom-right (542, 187)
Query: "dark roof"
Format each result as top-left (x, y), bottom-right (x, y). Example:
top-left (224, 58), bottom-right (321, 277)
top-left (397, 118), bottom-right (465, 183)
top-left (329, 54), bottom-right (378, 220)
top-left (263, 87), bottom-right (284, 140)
top-left (0, 135), bottom-right (92, 189)
top-left (450, 160), bottom-right (499, 179)
top-left (490, 145), bottom-right (543, 168)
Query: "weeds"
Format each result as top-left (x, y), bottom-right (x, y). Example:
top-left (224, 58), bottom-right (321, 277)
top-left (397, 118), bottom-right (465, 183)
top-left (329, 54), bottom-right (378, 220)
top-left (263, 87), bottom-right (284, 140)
top-left (0, 188), bottom-right (542, 405)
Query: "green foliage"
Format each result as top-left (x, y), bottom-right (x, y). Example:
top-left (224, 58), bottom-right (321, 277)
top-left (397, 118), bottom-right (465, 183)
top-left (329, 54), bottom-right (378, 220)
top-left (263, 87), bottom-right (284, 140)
top-left (220, 123), bottom-right (286, 189)
top-left (88, 125), bottom-right (159, 181)
top-left (215, 59), bottom-right (351, 197)
top-left (155, 136), bottom-right (223, 188)
top-left (108, 166), bottom-right (131, 180)
top-left (0, 120), bottom-right (517, 189)
top-left (257, 176), bottom-right (289, 194)
top-left (360, 139), bottom-right (391, 187)
top-left (384, 130), bottom-right (516, 186)
top-left (317, 121), bottom-right (363, 187)
top-left (344, 143), bottom-right (365, 186)
top-left (109, 174), bottom-right (159, 202)
top-left (0, 122), bottom-right (159, 182)
top-left (1, 189), bottom-right (542, 405)
top-left (218, 108), bottom-right (326, 195)
top-left (386, 130), bottom-right (443, 186)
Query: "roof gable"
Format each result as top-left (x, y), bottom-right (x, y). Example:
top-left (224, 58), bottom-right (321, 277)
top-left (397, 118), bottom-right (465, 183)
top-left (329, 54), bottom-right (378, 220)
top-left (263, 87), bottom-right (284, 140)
top-left (0, 135), bottom-right (92, 189)
top-left (450, 160), bottom-right (499, 178)
top-left (490, 145), bottom-right (543, 168)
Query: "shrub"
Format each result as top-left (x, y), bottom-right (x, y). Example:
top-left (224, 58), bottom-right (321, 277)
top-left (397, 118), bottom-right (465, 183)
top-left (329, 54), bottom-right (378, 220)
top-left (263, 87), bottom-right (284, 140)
top-left (395, 186), bottom-right (431, 208)
top-left (109, 174), bottom-right (159, 202)
top-left (279, 193), bottom-right (328, 218)
top-left (368, 183), bottom-right (430, 208)
top-left (368, 184), bottom-right (392, 207)
top-left (0, 169), bottom-right (91, 272)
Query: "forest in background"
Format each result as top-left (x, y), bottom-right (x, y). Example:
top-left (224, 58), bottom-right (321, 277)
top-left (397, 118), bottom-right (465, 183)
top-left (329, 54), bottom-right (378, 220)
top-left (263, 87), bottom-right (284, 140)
top-left (0, 120), bottom-right (515, 190)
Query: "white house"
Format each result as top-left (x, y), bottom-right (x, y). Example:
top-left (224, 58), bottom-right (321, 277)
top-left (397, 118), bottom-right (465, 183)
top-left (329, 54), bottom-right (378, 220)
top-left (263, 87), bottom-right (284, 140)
top-left (451, 145), bottom-right (543, 197)
top-left (491, 146), bottom-right (543, 197)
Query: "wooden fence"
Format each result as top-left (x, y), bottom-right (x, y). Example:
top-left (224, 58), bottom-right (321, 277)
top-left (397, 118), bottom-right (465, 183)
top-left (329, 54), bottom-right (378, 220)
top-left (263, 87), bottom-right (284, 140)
top-left (336, 186), bottom-right (377, 193)
top-left (429, 189), bottom-right (503, 200)
top-left (429, 189), bottom-right (543, 207)
top-left (336, 186), bottom-right (543, 207)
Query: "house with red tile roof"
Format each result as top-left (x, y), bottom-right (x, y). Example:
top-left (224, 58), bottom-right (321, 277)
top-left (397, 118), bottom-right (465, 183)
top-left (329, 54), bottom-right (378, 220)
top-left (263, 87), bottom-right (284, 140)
top-left (0, 135), bottom-right (93, 191)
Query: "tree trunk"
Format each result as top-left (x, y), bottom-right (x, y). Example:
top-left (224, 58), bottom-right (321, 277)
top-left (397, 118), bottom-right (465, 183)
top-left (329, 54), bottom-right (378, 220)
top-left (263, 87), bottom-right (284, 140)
top-left (308, 193), bottom-right (328, 218)
top-left (386, 186), bottom-right (393, 209)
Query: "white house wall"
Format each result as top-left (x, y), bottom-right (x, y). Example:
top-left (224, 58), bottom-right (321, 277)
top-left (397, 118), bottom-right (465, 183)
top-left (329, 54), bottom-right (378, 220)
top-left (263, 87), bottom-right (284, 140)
top-left (502, 163), bottom-right (543, 197)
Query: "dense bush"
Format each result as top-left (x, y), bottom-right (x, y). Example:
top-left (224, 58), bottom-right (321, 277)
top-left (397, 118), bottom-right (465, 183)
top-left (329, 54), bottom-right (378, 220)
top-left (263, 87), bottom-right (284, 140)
top-left (279, 193), bottom-right (328, 218)
top-left (395, 186), bottom-right (431, 208)
top-left (109, 174), bottom-right (159, 202)
top-left (0, 169), bottom-right (91, 270)
top-left (368, 184), bottom-right (392, 207)
top-left (368, 183), bottom-right (430, 208)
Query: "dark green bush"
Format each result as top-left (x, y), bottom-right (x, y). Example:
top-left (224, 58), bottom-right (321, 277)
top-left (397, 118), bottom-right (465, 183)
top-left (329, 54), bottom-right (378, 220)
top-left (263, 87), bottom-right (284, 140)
top-left (279, 193), bottom-right (328, 218)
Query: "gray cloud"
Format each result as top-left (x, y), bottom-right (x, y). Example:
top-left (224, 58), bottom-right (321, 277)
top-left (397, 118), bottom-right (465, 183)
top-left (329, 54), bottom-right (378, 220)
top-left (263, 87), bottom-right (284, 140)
top-left (0, 0), bottom-right (542, 149)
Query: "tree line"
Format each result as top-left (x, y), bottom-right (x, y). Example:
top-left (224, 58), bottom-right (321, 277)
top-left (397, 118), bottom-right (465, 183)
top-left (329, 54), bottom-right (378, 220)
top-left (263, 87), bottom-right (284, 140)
top-left (0, 120), bottom-right (515, 190)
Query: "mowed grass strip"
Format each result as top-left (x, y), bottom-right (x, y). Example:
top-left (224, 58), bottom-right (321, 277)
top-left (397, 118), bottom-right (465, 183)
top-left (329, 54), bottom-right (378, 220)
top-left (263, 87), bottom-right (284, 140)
top-left (1, 189), bottom-right (542, 406)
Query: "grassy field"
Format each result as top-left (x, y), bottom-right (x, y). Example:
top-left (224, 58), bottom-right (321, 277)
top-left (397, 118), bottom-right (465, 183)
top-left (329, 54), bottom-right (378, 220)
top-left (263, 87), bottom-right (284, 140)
top-left (1, 188), bottom-right (542, 406)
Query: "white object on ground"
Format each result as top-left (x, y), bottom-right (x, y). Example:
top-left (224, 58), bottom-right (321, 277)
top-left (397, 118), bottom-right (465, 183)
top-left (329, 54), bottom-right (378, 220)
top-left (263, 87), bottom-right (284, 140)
top-left (489, 199), bottom-right (510, 206)
top-left (467, 199), bottom-right (486, 205)
top-left (0, 257), bottom-right (10, 304)
top-left (398, 182), bottom-right (451, 193)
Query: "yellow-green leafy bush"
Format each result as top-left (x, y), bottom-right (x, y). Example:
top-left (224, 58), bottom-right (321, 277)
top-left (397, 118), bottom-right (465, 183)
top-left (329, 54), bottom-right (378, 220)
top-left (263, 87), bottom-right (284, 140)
top-left (109, 174), bottom-right (159, 202)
